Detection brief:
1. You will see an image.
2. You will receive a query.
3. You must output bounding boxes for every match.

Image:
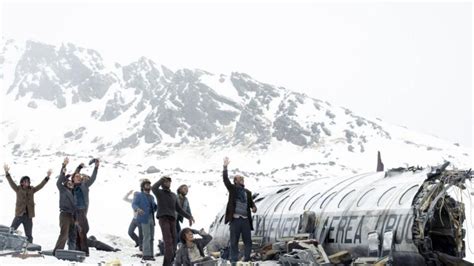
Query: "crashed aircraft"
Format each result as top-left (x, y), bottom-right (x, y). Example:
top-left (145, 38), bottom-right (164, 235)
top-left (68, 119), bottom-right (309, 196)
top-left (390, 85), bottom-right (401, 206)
top-left (208, 162), bottom-right (473, 265)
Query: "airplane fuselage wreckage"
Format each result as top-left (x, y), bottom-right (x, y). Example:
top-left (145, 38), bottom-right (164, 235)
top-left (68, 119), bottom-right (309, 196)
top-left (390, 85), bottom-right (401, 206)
top-left (209, 162), bottom-right (474, 265)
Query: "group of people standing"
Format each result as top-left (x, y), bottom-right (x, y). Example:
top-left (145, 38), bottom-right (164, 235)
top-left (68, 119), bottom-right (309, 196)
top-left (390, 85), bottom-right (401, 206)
top-left (128, 157), bottom-right (257, 265)
top-left (2, 157), bottom-right (99, 257)
top-left (2, 156), bottom-right (257, 265)
top-left (130, 175), bottom-right (196, 264)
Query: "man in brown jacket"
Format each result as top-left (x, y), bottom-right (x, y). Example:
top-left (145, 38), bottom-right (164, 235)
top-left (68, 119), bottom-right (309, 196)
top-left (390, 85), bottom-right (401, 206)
top-left (3, 163), bottom-right (51, 243)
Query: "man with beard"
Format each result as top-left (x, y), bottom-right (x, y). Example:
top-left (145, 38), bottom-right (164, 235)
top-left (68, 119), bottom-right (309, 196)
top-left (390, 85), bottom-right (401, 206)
top-left (222, 157), bottom-right (257, 262)
top-left (152, 176), bottom-right (194, 266)
top-left (132, 179), bottom-right (157, 261)
top-left (3, 163), bottom-right (51, 243)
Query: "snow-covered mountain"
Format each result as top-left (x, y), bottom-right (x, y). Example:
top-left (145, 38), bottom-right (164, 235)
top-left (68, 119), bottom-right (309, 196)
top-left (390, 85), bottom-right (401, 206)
top-left (1, 39), bottom-right (471, 173)
top-left (0, 39), bottom-right (472, 264)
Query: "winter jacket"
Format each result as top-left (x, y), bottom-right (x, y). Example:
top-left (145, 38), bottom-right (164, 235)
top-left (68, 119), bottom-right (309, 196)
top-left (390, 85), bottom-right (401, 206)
top-left (5, 172), bottom-right (49, 218)
top-left (174, 230), bottom-right (213, 266)
top-left (73, 164), bottom-right (98, 211)
top-left (57, 164), bottom-right (77, 215)
top-left (132, 192), bottom-right (157, 224)
top-left (177, 194), bottom-right (192, 223)
top-left (223, 166), bottom-right (255, 230)
top-left (152, 179), bottom-right (192, 220)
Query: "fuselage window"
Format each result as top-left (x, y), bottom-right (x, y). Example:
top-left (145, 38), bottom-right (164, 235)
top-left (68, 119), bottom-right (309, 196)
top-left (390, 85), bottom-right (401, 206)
top-left (399, 185), bottom-right (419, 206)
top-left (319, 191), bottom-right (337, 209)
top-left (277, 187), bottom-right (290, 194)
top-left (338, 189), bottom-right (356, 208)
top-left (357, 188), bottom-right (375, 207)
top-left (289, 194), bottom-right (305, 211)
top-left (303, 193), bottom-right (320, 210)
top-left (274, 195), bottom-right (290, 212)
top-left (377, 186), bottom-right (396, 207)
top-left (254, 197), bottom-right (265, 203)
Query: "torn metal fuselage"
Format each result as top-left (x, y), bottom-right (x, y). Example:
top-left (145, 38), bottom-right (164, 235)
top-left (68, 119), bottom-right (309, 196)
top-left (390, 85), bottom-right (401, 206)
top-left (208, 163), bottom-right (473, 265)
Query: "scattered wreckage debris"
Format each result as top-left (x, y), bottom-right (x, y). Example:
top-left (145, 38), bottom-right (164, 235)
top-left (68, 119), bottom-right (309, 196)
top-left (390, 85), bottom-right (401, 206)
top-left (0, 225), bottom-right (42, 258)
top-left (0, 224), bottom-right (119, 261)
top-left (209, 161), bottom-right (474, 265)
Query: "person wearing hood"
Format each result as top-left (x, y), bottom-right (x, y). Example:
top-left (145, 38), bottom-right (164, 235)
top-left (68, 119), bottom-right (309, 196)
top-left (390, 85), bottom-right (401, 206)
top-left (3, 163), bottom-right (51, 243)
top-left (53, 157), bottom-right (77, 255)
top-left (152, 176), bottom-right (194, 266)
top-left (132, 179), bottom-right (157, 261)
top-left (174, 228), bottom-right (213, 266)
top-left (176, 184), bottom-right (192, 243)
top-left (222, 157), bottom-right (257, 262)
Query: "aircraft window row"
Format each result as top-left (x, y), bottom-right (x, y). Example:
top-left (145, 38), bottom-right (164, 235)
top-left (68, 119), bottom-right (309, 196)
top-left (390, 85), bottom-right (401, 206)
top-left (377, 186), bottom-right (396, 207)
top-left (289, 194), bottom-right (305, 211)
top-left (304, 193), bottom-right (320, 210)
top-left (338, 189), bottom-right (356, 208)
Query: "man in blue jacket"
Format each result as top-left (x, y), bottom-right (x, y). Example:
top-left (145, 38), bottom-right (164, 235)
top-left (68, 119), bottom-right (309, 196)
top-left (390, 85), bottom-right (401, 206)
top-left (132, 179), bottom-right (157, 261)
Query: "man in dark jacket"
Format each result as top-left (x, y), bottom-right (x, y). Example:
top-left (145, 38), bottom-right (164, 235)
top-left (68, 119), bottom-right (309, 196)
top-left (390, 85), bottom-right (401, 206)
top-left (152, 176), bottom-right (194, 266)
top-left (53, 157), bottom-right (77, 255)
top-left (3, 163), bottom-right (51, 243)
top-left (132, 179), bottom-right (157, 261)
top-left (69, 159), bottom-right (99, 256)
top-left (223, 157), bottom-right (257, 262)
top-left (174, 228), bottom-right (213, 266)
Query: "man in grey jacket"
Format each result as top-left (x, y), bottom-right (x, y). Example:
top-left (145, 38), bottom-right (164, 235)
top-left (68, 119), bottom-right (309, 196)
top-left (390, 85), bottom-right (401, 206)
top-left (152, 176), bottom-right (194, 266)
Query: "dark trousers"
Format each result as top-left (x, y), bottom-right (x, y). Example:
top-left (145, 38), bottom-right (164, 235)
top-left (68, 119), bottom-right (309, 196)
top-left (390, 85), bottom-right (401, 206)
top-left (53, 212), bottom-right (75, 254)
top-left (67, 223), bottom-right (77, 250)
top-left (229, 217), bottom-right (252, 262)
top-left (11, 213), bottom-right (33, 243)
top-left (75, 209), bottom-right (90, 255)
top-left (128, 218), bottom-right (143, 249)
top-left (175, 220), bottom-right (181, 245)
top-left (159, 216), bottom-right (177, 266)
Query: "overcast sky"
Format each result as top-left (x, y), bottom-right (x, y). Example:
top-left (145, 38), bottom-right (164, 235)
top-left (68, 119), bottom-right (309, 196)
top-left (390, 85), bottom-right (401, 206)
top-left (2, 1), bottom-right (472, 147)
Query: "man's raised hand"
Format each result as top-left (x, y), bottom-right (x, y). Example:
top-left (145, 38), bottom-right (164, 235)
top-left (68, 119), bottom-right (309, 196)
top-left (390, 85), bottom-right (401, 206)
top-left (3, 163), bottom-right (9, 173)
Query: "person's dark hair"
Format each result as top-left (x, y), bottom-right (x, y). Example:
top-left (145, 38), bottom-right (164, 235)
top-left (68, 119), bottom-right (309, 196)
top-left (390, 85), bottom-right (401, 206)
top-left (20, 176), bottom-right (30, 184)
top-left (177, 184), bottom-right (187, 195)
top-left (62, 176), bottom-right (72, 187)
top-left (140, 179), bottom-right (151, 191)
top-left (180, 228), bottom-right (192, 244)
